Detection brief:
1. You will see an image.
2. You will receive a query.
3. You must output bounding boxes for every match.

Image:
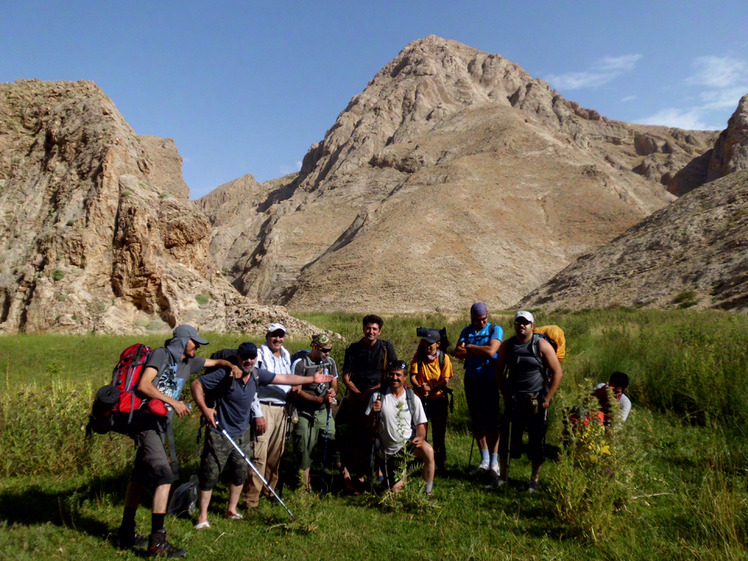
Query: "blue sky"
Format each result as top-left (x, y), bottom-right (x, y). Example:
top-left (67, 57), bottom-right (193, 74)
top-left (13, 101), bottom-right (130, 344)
top-left (2, 1), bottom-right (747, 199)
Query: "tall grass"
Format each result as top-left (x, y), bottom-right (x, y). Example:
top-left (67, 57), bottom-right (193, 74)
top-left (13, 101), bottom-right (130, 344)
top-left (0, 308), bottom-right (746, 560)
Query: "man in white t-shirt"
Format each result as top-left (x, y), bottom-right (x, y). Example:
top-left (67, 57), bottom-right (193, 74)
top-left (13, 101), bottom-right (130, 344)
top-left (366, 360), bottom-right (435, 494)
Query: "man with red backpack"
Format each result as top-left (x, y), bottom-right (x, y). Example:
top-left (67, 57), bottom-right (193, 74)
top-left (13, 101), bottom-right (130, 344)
top-left (116, 325), bottom-right (240, 558)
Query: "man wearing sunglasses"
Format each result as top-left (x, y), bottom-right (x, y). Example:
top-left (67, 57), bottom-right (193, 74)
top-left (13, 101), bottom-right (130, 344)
top-left (454, 303), bottom-right (503, 478)
top-left (289, 333), bottom-right (348, 491)
top-left (494, 311), bottom-right (563, 493)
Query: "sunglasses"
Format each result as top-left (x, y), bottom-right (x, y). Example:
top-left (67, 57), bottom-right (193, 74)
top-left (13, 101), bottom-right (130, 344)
top-left (388, 360), bottom-right (408, 371)
top-left (514, 319), bottom-right (532, 326)
top-left (317, 347), bottom-right (332, 354)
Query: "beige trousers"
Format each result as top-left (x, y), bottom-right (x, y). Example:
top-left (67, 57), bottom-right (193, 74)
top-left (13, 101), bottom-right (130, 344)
top-left (243, 402), bottom-right (288, 507)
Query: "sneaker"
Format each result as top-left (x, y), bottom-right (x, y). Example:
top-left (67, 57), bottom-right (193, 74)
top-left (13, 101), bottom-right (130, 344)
top-left (489, 463), bottom-right (500, 478)
top-left (194, 521), bottom-right (211, 530)
top-left (115, 528), bottom-right (148, 550)
top-left (471, 461), bottom-right (489, 475)
top-left (527, 480), bottom-right (540, 494)
top-left (148, 529), bottom-right (186, 558)
top-left (224, 512), bottom-right (244, 520)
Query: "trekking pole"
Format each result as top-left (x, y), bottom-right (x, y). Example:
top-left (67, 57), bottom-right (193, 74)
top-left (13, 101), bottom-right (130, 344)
top-left (467, 435), bottom-right (475, 471)
top-left (320, 404), bottom-right (332, 496)
top-left (215, 421), bottom-right (294, 519)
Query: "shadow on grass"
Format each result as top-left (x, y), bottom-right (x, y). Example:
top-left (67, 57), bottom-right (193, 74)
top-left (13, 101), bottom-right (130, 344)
top-left (0, 472), bottom-right (136, 551)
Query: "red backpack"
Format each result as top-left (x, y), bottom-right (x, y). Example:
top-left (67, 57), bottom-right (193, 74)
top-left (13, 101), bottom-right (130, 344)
top-left (86, 343), bottom-right (169, 437)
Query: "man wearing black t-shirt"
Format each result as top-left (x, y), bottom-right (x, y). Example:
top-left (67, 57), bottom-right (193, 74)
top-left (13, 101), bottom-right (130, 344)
top-left (339, 314), bottom-right (397, 488)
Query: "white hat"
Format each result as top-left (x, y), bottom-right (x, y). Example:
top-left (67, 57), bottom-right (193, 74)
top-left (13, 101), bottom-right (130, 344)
top-left (267, 322), bottom-right (287, 334)
top-left (514, 310), bottom-right (535, 324)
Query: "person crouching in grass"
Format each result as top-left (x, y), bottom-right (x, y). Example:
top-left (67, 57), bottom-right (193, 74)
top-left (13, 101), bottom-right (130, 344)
top-left (367, 360), bottom-right (435, 495)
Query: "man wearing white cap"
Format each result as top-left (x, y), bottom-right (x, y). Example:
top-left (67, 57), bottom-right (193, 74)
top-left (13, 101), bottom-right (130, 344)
top-left (244, 323), bottom-right (293, 509)
top-left (494, 311), bottom-right (563, 493)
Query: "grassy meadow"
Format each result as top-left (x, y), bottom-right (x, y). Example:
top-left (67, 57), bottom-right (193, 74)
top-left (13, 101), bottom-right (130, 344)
top-left (0, 308), bottom-right (746, 560)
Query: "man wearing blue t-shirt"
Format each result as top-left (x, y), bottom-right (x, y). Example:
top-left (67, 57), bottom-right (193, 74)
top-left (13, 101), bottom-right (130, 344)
top-left (191, 342), bottom-right (333, 528)
top-left (454, 303), bottom-right (503, 477)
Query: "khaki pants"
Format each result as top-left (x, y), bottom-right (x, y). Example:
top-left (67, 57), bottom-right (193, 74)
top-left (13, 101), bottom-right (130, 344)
top-left (243, 403), bottom-right (288, 507)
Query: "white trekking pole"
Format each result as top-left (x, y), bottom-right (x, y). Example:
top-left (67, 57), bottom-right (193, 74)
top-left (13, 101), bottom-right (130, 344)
top-left (216, 420), bottom-right (294, 519)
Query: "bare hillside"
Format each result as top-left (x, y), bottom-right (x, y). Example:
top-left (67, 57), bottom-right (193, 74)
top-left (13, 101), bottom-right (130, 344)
top-left (519, 170), bottom-right (748, 311)
top-left (520, 96), bottom-right (748, 313)
top-left (200, 36), bottom-right (716, 313)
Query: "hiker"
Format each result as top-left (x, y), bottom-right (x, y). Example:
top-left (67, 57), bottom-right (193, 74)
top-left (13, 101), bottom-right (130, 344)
top-left (494, 311), bottom-right (563, 493)
top-left (244, 323), bottom-right (293, 509)
top-left (191, 342), bottom-right (333, 527)
top-left (593, 371), bottom-right (631, 424)
top-left (454, 302), bottom-right (503, 477)
top-left (289, 333), bottom-right (349, 491)
top-left (367, 360), bottom-right (435, 494)
top-left (339, 314), bottom-right (398, 491)
top-left (409, 329), bottom-right (453, 472)
top-left (116, 325), bottom-right (241, 558)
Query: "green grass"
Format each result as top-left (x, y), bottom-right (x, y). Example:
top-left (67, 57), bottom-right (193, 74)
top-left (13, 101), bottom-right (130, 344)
top-left (0, 309), bottom-right (746, 560)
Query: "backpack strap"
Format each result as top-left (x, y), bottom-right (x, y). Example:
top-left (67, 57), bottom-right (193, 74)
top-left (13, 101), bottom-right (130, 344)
top-left (405, 387), bottom-right (417, 435)
top-left (530, 333), bottom-right (551, 394)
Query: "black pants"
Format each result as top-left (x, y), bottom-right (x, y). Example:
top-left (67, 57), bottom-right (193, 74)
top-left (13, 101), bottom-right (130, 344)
top-left (423, 396), bottom-right (449, 470)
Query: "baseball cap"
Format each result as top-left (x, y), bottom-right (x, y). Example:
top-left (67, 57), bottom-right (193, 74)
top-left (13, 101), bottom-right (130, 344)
top-left (420, 329), bottom-right (440, 344)
top-left (267, 323), bottom-right (287, 335)
top-left (312, 333), bottom-right (332, 347)
top-left (514, 311), bottom-right (535, 324)
top-left (173, 324), bottom-right (209, 345)
top-left (238, 342), bottom-right (258, 359)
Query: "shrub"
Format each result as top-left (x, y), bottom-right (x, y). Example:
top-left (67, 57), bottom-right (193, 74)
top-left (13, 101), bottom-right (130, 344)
top-left (195, 293), bottom-right (210, 306)
top-left (52, 269), bottom-right (65, 281)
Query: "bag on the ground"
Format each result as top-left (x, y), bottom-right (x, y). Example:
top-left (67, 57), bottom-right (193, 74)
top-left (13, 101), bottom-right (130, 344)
top-left (167, 473), bottom-right (199, 517)
top-left (86, 343), bottom-right (169, 437)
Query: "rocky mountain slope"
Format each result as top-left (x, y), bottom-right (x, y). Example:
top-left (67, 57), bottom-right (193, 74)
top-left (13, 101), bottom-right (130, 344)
top-left (0, 80), bottom-right (321, 335)
top-left (520, 96), bottom-right (748, 312)
top-left (2, 36), bottom-right (741, 333)
top-left (200, 36), bottom-right (717, 313)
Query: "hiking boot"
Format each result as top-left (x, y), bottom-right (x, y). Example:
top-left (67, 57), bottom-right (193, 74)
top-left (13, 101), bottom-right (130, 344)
top-left (489, 463), bottom-right (500, 478)
top-left (527, 480), bottom-right (540, 494)
top-left (470, 461), bottom-right (489, 476)
top-left (148, 529), bottom-right (186, 558)
top-left (115, 527), bottom-right (148, 550)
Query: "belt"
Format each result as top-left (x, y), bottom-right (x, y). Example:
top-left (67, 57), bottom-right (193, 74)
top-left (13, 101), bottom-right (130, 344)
top-left (260, 401), bottom-right (286, 407)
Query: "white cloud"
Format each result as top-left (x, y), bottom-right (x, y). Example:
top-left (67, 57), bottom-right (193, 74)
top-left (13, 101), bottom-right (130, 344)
top-left (638, 55), bottom-right (748, 131)
top-left (687, 56), bottom-right (747, 89)
top-left (598, 54), bottom-right (642, 73)
top-left (637, 108), bottom-right (710, 130)
top-left (621, 95), bottom-right (637, 103)
top-left (545, 54), bottom-right (642, 90)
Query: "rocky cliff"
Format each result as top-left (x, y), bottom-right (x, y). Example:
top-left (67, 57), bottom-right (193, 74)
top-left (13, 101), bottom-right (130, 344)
top-left (0, 80), bottom-right (321, 335)
top-left (200, 36), bottom-right (716, 313)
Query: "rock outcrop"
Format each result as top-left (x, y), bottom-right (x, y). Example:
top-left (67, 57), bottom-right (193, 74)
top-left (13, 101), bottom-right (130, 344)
top-left (201, 36), bottom-right (716, 313)
top-left (708, 93), bottom-right (748, 182)
top-left (0, 80), bottom-right (320, 336)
